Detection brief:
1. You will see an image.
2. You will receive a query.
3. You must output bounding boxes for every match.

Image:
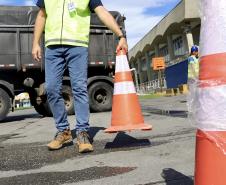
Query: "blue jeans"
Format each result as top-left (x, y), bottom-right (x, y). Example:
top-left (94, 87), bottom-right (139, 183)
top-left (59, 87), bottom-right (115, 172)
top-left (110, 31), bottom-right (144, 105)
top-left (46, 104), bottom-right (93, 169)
top-left (45, 45), bottom-right (89, 133)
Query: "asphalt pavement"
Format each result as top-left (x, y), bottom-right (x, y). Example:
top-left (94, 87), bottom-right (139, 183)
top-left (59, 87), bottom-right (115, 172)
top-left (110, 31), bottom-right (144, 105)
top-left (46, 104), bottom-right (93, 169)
top-left (0, 94), bottom-right (195, 185)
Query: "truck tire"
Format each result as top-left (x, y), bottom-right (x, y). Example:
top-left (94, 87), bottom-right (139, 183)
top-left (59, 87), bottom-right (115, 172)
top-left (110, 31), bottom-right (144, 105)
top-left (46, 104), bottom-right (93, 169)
top-left (29, 94), bottom-right (51, 117)
top-left (42, 85), bottom-right (74, 116)
top-left (88, 81), bottom-right (113, 112)
top-left (0, 88), bottom-right (11, 121)
top-left (37, 97), bottom-right (52, 116)
top-left (62, 85), bottom-right (74, 115)
top-left (30, 85), bottom-right (74, 116)
top-left (34, 103), bottom-right (49, 116)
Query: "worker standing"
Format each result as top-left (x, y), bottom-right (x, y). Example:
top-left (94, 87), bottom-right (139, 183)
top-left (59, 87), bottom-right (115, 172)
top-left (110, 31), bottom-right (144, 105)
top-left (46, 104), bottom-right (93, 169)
top-left (32, 0), bottom-right (128, 153)
top-left (188, 45), bottom-right (199, 84)
top-left (187, 45), bottom-right (199, 113)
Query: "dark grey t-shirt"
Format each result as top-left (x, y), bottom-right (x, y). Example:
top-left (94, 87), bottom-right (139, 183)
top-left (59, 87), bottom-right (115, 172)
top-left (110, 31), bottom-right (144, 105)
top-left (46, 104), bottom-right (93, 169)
top-left (36, 0), bottom-right (103, 12)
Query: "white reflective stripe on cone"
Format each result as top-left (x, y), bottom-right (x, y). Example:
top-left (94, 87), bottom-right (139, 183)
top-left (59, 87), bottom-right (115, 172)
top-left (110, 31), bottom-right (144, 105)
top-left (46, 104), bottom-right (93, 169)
top-left (200, 0), bottom-right (226, 57)
top-left (114, 82), bottom-right (136, 95)
top-left (196, 85), bottom-right (226, 131)
top-left (115, 55), bottom-right (130, 73)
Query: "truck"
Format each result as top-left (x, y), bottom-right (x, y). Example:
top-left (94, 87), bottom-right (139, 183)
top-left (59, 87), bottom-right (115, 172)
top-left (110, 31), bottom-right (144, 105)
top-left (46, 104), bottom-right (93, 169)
top-left (0, 6), bottom-right (126, 121)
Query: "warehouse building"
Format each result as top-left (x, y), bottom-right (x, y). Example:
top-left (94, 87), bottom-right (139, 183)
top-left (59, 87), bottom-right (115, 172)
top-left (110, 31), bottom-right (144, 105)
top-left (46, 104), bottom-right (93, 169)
top-left (129, 0), bottom-right (200, 88)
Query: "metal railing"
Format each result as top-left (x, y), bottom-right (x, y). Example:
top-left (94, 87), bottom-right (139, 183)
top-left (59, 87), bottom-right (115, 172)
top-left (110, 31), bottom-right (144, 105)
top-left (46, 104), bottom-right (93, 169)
top-left (137, 77), bottom-right (167, 94)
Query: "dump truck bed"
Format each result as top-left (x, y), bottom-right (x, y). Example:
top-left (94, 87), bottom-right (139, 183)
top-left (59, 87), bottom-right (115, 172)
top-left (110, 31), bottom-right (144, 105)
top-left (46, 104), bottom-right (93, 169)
top-left (0, 6), bottom-right (125, 71)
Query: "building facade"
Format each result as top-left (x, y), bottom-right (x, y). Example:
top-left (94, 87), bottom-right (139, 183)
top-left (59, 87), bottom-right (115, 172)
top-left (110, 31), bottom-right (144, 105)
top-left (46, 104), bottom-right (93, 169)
top-left (129, 0), bottom-right (200, 85)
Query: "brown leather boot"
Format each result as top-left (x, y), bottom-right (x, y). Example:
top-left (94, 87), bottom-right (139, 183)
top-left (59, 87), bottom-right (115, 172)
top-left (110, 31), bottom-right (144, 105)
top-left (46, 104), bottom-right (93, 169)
top-left (47, 129), bottom-right (73, 150)
top-left (76, 131), bottom-right (94, 153)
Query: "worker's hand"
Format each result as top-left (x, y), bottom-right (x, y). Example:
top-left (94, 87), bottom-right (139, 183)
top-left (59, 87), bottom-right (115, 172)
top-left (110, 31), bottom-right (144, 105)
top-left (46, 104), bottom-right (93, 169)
top-left (32, 43), bottom-right (42, 62)
top-left (116, 37), bottom-right (128, 53)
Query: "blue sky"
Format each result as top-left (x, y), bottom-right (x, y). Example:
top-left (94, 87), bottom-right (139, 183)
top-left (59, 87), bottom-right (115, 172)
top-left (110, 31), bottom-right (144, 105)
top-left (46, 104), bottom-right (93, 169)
top-left (0, 0), bottom-right (181, 49)
top-left (143, 1), bottom-right (180, 16)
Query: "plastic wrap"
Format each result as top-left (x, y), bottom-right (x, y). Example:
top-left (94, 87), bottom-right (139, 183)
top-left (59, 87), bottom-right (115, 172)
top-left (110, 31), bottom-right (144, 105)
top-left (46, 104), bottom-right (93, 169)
top-left (188, 0), bottom-right (226, 156)
top-left (188, 79), bottom-right (226, 131)
top-left (187, 78), bottom-right (226, 155)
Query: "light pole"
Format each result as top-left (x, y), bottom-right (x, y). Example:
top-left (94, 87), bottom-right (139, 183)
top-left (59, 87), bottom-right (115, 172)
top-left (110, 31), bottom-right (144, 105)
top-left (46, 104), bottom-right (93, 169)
top-left (131, 68), bottom-right (139, 92)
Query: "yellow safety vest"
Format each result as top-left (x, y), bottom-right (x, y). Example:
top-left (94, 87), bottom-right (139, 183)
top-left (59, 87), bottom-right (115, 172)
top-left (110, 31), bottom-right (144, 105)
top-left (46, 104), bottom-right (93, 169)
top-left (188, 55), bottom-right (199, 79)
top-left (44, 0), bottom-right (90, 47)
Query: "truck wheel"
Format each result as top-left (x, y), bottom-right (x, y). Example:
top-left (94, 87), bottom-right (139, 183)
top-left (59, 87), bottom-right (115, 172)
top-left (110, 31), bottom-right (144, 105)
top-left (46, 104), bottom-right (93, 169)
top-left (30, 85), bottom-right (74, 116)
top-left (40, 86), bottom-right (74, 116)
top-left (0, 88), bottom-right (11, 121)
top-left (34, 104), bottom-right (48, 116)
top-left (38, 96), bottom-right (52, 116)
top-left (28, 89), bottom-right (51, 117)
top-left (62, 85), bottom-right (74, 115)
top-left (88, 81), bottom-right (113, 112)
top-left (30, 95), bottom-right (50, 117)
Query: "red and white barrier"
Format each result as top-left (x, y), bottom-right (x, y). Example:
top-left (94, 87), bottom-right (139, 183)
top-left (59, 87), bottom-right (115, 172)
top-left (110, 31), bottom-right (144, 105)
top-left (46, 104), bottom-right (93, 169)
top-left (194, 1), bottom-right (226, 184)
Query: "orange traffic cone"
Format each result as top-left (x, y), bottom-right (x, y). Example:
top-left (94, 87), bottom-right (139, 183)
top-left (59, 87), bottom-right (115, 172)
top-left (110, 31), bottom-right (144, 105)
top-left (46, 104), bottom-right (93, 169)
top-left (105, 50), bottom-right (152, 133)
top-left (194, 1), bottom-right (226, 184)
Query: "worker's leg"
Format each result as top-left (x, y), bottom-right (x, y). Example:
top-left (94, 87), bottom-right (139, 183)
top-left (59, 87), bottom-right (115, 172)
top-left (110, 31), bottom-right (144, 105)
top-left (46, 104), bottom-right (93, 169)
top-left (65, 46), bottom-right (89, 133)
top-left (66, 46), bottom-right (93, 153)
top-left (187, 78), bottom-right (198, 113)
top-left (45, 46), bottom-right (70, 132)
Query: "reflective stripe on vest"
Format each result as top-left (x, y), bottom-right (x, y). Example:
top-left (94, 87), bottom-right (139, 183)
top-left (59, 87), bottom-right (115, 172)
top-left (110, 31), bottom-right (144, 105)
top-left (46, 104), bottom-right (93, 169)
top-left (44, 0), bottom-right (90, 47)
top-left (188, 55), bottom-right (199, 79)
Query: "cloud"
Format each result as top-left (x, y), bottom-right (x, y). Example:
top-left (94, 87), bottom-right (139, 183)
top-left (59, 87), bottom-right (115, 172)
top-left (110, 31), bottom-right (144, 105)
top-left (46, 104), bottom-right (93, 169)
top-left (24, 0), bottom-right (34, 6)
top-left (0, 0), bottom-right (35, 6)
top-left (0, 0), bottom-right (12, 5)
top-left (102, 0), bottom-right (180, 49)
top-left (0, 0), bottom-right (180, 50)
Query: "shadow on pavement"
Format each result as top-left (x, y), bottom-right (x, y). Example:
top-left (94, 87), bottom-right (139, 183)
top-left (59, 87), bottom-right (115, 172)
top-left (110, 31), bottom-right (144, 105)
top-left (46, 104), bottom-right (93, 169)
top-left (0, 132), bottom-right (167, 171)
top-left (143, 107), bottom-right (188, 118)
top-left (0, 113), bottom-right (42, 124)
top-left (105, 132), bottom-right (151, 149)
top-left (71, 127), bottom-right (105, 140)
top-left (89, 126), bottom-right (105, 140)
top-left (161, 168), bottom-right (194, 185)
top-left (0, 166), bottom-right (136, 185)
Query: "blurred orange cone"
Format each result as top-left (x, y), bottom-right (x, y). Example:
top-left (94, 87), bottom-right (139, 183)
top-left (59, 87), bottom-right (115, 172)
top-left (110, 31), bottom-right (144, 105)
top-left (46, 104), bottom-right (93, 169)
top-left (194, 1), bottom-right (226, 184)
top-left (105, 50), bottom-right (152, 133)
